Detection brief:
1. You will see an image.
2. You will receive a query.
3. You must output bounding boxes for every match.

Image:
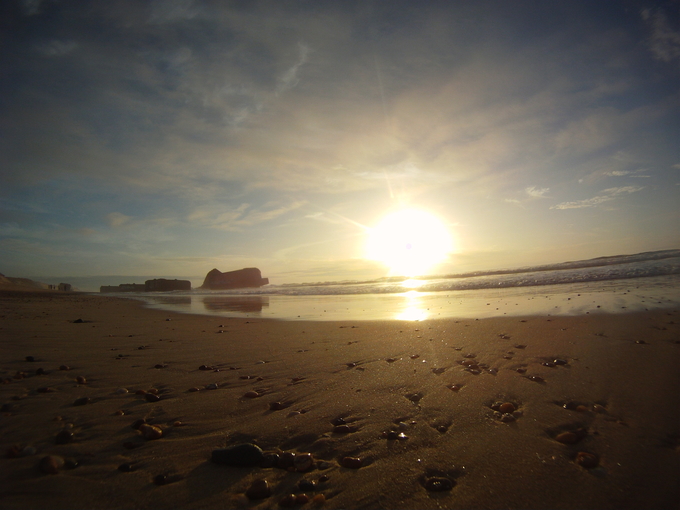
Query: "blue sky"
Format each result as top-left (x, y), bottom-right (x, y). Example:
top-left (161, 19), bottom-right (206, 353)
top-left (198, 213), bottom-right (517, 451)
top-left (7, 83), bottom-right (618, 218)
top-left (1, 0), bottom-right (679, 284)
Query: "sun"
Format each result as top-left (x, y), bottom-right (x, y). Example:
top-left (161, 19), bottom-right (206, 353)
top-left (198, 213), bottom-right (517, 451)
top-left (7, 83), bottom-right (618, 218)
top-left (366, 209), bottom-right (454, 277)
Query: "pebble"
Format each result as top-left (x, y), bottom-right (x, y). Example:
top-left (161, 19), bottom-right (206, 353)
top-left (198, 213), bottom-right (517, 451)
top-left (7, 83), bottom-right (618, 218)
top-left (516, 368), bottom-right (527, 374)
top-left (424, 477), bottom-right (454, 492)
top-left (139, 424), bottom-right (163, 440)
top-left (188, 387), bottom-right (201, 392)
top-left (279, 494), bottom-right (297, 507)
top-left (555, 428), bottom-right (587, 444)
top-left (449, 384), bottom-right (462, 391)
top-left (55, 430), bottom-right (74, 444)
top-left (295, 494), bottom-right (310, 504)
top-left (278, 452), bottom-right (296, 469)
top-left (22, 446), bottom-right (37, 456)
top-left (144, 393), bottom-right (161, 403)
top-left (294, 453), bottom-right (314, 472)
top-left (76, 376), bottom-right (87, 384)
top-left (554, 359), bottom-right (568, 365)
top-left (35, 368), bottom-right (46, 375)
top-left (500, 413), bottom-right (516, 423)
top-left (115, 388), bottom-right (129, 395)
top-left (73, 397), bottom-right (90, 406)
top-left (39, 455), bottom-right (65, 474)
top-left (131, 418), bottom-right (147, 429)
top-left (340, 456), bottom-right (362, 469)
top-left (59, 365), bottom-right (71, 371)
top-left (498, 402), bottom-right (516, 413)
top-left (211, 443), bottom-right (264, 467)
top-left (575, 451), bottom-right (599, 468)
top-left (245, 478), bottom-right (270, 500)
top-left (118, 462), bottom-right (136, 472)
top-left (298, 479), bottom-right (316, 491)
top-left (243, 391), bottom-right (260, 399)
top-left (260, 453), bottom-right (279, 468)
top-left (64, 458), bottom-right (79, 469)
top-left (25, 356), bottom-right (35, 362)
top-left (269, 401), bottom-right (286, 411)
top-left (206, 383), bottom-right (219, 390)
top-left (528, 375), bottom-right (545, 383)
top-left (37, 387), bottom-right (56, 393)
top-left (313, 494), bottom-right (326, 505)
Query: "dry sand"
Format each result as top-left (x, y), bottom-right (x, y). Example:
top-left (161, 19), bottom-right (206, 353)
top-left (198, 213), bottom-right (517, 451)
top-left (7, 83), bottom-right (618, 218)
top-left (0, 290), bottom-right (679, 509)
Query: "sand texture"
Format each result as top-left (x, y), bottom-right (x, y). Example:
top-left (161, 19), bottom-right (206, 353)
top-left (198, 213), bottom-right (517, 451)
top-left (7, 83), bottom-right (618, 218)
top-left (1, 291), bottom-right (679, 509)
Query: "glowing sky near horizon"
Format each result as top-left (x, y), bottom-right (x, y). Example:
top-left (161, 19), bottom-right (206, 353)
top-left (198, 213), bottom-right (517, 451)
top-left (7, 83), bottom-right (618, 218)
top-left (1, 0), bottom-right (679, 283)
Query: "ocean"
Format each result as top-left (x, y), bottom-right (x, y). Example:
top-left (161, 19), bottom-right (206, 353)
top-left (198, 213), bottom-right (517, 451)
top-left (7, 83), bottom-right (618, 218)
top-left (125, 250), bottom-right (680, 321)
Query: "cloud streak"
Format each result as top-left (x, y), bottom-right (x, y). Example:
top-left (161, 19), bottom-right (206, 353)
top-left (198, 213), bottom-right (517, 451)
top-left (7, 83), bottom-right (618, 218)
top-left (551, 186), bottom-right (645, 210)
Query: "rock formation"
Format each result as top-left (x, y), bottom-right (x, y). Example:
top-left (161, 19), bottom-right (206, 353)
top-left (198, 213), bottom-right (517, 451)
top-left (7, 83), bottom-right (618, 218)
top-left (144, 279), bottom-right (191, 292)
top-left (200, 268), bottom-right (269, 290)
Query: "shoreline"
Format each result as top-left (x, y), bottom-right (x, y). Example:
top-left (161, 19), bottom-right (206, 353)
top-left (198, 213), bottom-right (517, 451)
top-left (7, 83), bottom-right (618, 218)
top-left (1, 292), bottom-right (679, 509)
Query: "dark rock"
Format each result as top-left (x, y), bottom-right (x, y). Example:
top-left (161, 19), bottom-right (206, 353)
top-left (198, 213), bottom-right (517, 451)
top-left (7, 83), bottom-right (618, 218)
top-left (211, 443), bottom-right (264, 467)
top-left (55, 430), bottom-right (74, 444)
top-left (245, 478), bottom-right (270, 500)
top-left (39, 455), bottom-right (64, 474)
top-left (73, 397), bottom-right (90, 406)
top-left (340, 456), bottom-right (362, 469)
top-left (260, 453), bottom-right (279, 468)
top-left (424, 477), bottom-right (454, 492)
top-left (118, 462), bottom-right (136, 472)
top-left (25, 356), bottom-right (35, 362)
top-left (277, 451), bottom-right (296, 469)
top-left (200, 267), bottom-right (269, 290)
top-left (144, 393), bottom-right (161, 403)
top-left (64, 458), bottom-right (79, 469)
top-left (298, 479), bottom-right (316, 491)
top-left (575, 451), bottom-right (599, 468)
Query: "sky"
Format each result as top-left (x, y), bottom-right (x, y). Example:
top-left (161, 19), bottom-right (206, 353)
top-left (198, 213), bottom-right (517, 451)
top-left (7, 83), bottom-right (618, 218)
top-left (1, 0), bottom-right (679, 285)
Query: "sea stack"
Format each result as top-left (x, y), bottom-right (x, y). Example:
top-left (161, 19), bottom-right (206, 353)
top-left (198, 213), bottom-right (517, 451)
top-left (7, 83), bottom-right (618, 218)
top-left (200, 268), bottom-right (269, 290)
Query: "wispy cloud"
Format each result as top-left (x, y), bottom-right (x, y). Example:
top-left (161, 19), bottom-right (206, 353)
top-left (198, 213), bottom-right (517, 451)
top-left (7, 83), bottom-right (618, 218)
top-left (107, 212), bottom-right (133, 228)
top-left (188, 200), bottom-right (306, 231)
top-left (605, 169), bottom-right (651, 178)
top-left (642, 8), bottom-right (680, 64)
top-left (525, 186), bottom-right (550, 198)
top-left (277, 42), bottom-right (310, 94)
top-left (551, 186), bottom-right (644, 210)
top-left (36, 40), bottom-right (78, 57)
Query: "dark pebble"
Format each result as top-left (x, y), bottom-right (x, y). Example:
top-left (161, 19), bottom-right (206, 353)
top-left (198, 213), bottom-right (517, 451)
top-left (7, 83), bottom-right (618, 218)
top-left (245, 478), bottom-right (270, 500)
top-left (260, 452), bottom-right (280, 468)
top-left (55, 430), bottom-right (74, 444)
top-left (340, 456), bottom-right (362, 469)
top-left (333, 425), bottom-right (353, 433)
top-left (269, 401), bottom-right (286, 411)
top-left (73, 397), bottom-right (90, 406)
top-left (318, 474), bottom-right (330, 483)
top-left (554, 359), bottom-right (568, 365)
top-left (144, 393), bottom-right (161, 403)
top-left (279, 494), bottom-right (297, 508)
top-left (330, 417), bottom-right (346, 426)
top-left (575, 452), bottom-right (599, 468)
top-left (211, 443), bottom-right (264, 467)
top-left (298, 479), bottom-right (316, 491)
top-left (154, 364), bottom-right (167, 369)
top-left (131, 418), bottom-right (147, 429)
top-left (424, 477), bottom-right (454, 492)
top-left (39, 455), bottom-right (64, 474)
top-left (35, 368), bottom-right (46, 375)
top-left (153, 474), bottom-right (168, 485)
top-left (25, 356), bottom-right (35, 362)
top-left (64, 458), bottom-right (79, 469)
top-left (118, 462), bottom-right (136, 472)
top-left (528, 375), bottom-right (545, 383)
top-left (278, 451), bottom-right (296, 469)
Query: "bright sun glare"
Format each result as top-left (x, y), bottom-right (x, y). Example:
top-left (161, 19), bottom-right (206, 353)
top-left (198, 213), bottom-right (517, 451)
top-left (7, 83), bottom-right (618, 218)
top-left (366, 209), bottom-right (454, 277)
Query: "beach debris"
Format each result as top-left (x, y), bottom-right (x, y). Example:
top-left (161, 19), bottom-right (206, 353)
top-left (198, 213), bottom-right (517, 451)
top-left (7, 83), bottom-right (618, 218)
top-left (211, 443), bottom-right (264, 467)
top-left (139, 424), bottom-right (163, 440)
top-left (575, 451), bottom-right (599, 468)
top-left (73, 397), bottom-right (91, 406)
top-left (294, 453), bottom-right (314, 472)
top-left (424, 476), bottom-right (454, 492)
top-left (340, 456), bottom-right (362, 469)
top-left (245, 478), bottom-right (271, 500)
top-left (39, 455), bottom-right (65, 474)
top-left (55, 429), bottom-right (74, 444)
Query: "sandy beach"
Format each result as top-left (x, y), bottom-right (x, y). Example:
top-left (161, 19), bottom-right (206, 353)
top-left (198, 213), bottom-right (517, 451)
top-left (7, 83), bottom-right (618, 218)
top-left (1, 290), bottom-right (679, 509)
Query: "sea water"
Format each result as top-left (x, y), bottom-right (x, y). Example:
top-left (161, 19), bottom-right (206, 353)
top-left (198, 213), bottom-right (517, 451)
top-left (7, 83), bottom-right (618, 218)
top-left (133, 250), bottom-right (680, 321)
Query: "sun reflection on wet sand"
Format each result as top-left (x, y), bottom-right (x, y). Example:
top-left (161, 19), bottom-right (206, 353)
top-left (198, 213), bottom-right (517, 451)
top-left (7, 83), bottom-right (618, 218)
top-left (395, 290), bottom-right (428, 321)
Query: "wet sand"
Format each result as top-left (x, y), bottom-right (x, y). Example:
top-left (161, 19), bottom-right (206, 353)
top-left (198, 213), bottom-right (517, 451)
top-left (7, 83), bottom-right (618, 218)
top-left (1, 290), bottom-right (679, 509)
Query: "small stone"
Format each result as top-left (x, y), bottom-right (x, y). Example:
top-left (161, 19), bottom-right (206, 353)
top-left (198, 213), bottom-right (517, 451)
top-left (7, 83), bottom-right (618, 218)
top-left (575, 451), bottom-right (599, 468)
top-left (424, 477), bottom-right (454, 492)
top-left (116, 388), bottom-right (129, 395)
top-left (555, 431), bottom-right (578, 444)
top-left (55, 430), bottom-right (74, 444)
top-left (542, 362), bottom-right (556, 367)
top-left (243, 391), bottom-right (260, 398)
top-left (64, 458), bottom-right (79, 469)
top-left (114, 410), bottom-right (126, 416)
top-left (144, 393), bottom-right (161, 403)
top-left (131, 418), bottom-right (147, 429)
top-left (575, 405), bottom-right (588, 413)
top-left (260, 453), bottom-right (279, 468)
top-left (73, 397), bottom-right (90, 406)
top-left (269, 401), bottom-right (286, 411)
top-left (528, 375), bottom-right (545, 383)
top-left (206, 383), bottom-right (218, 390)
top-left (298, 479), bottom-right (316, 491)
top-left (153, 474), bottom-right (168, 485)
top-left (37, 387), bottom-right (56, 393)
top-left (499, 402), bottom-right (516, 414)
top-left (173, 420), bottom-right (184, 427)
top-left (340, 456), bottom-right (362, 469)
top-left (59, 365), bottom-right (71, 371)
top-left (211, 444), bottom-right (264, 467)
top-left (449, 384), bottom-right (462, 391)
top-left (278, 451), bottom-right (296, 469)
top-left (135, 389), bottom-right (147, 395)
top-left (39, 455), bottom-right (64, 474)
top-left (516, 368), bottom-right (527, 374)
top-left (35, 368), bottom-right (46, 375)
top-left (312, 494), bottom-right (326, 505)
top-left (295, 494), bottom-right (310, 504)
top-left (188, 387), bottom-right (201, 392)
top-left (279, 494), bottom-right (297, 507)
top-left (139, 424), bottom-right (163, 440)
top-left (333, 425), bottom-right (354, 434)
top-left (500, 413), bottom-right (516, 423)
top-left (21, 446), bottom-right (37, 456)
top-left (118, 462), bottom-right (136, 472)
top-left (147, 388), bottom-right (159, 395)
top-left (245, 478), bottom-right (270, 500)
top-left (554, 359), bottom-right (568, 365)
top-left (25, 356), bottom-right (35, 362)
top-left (154, 364), bottom-right (167, 369)
top-left (294, 453), bottom-right (314, 472)
top-left (514, 344), bottom-right (526, 349)
top-left (330, 417), bottom-right (346, 426)
top-left (76, 375), bottom-right (87, 384)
